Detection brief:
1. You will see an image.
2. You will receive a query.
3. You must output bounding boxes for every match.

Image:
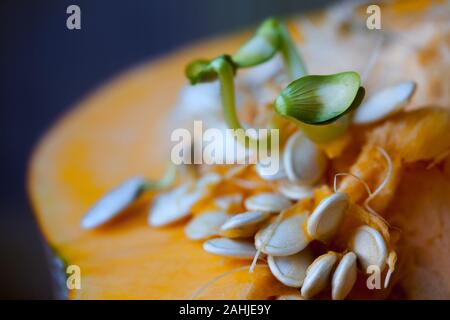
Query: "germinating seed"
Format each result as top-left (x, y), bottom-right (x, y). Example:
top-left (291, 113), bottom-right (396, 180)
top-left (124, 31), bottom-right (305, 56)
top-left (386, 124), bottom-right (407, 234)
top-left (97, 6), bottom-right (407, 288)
top-left (350, 225), bottom-right (388, 271)
top-left (268, 248), bottom-right (314, 288)
top-left (307, 192), bottom-right (349, 241)
top-left (283, 132), bottom-right (327, 185)
top-left (331, 252), bottom-right (357, 300)
top-left (278, 181), bottom-right (314, 200)
top-left (203, 238), bottom-right (257, 259)
top-left (220, 211), bottom-right (270, 238)
top-left (301, 251), bottom-right (338, 298)
top-left (244, 192), bottom-right (291, 213)
top-left (255, 211), bottom-right (310, 256)
top-left (81, 177), bottom-right (147, 229)
top-left (185, 211), bottom-right (229, 240)
top-left (353, 81), bottom-right (416, 124)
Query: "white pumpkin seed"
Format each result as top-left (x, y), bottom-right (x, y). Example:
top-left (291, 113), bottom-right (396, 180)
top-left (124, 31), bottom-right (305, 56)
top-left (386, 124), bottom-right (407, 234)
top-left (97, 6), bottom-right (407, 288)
top-left (81, 177), bottom-right (146, 229)
top-left (301, 251), bottom-right (338, 298)
top-left (244, 192), bottom-right (291, 213)
top-left (278, 181), bottom-right (314, 200)
top-left (256, 158), bottom-right (287, 181)
top-left (196, 172), bottom-right (222, 190)
top-left (283, 132), bottom-right (327, 185)
top-left (214, 194), bottom-right (243, 212)
top-left (255, 211), bottom-right (310, 256)
top-left (148, 183), bottom-right (203, 227)
top-left (268, 248), bottom-right (314, 288)
top-left (232, 178), bottom-right (267, 190)
top-left (307, 192), bottom-right (349, 241)
top-left (185, 211), bottom-right (229, 240)
top-left (220, 211), bottom-right (270, 238)
top-left (350, 225), bottom-right (388, 271)
top-left (331, 252), bottom-right (357, 300)
top-left (353, 81), bottom-right (416, 124)
top-left (203, 238), bottom-right (257, 259)
top-left (149, 173), bottom-right (221, 227)
top-left (249, 208), bottom-right (287, 273)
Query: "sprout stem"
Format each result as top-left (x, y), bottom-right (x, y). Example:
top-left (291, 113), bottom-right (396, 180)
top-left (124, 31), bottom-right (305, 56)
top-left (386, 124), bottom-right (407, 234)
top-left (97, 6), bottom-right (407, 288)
top-left (232, 18), bottom-right (306, 81)
top-left (211, 56), bottom-right (271, 149)
top-left (210, 57), bottom-right (242, 131)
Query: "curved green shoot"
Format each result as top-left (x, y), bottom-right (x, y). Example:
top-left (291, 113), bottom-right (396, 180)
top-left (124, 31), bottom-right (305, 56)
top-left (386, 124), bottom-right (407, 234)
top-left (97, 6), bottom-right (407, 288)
top-left (185, 59), bottom-right (216, 84)
top-left (232, 18), bottom-right (306, 80)
top-left (209, 57), bottom-right (242, 130)
top-left (277, 22), bottom-right (306, 80)
top-left (232, 18), bottom-right (280, 68)
top-left (210, 56), bottom-right (272, 148)
top-left (185, 56), bottom-right (272, 148)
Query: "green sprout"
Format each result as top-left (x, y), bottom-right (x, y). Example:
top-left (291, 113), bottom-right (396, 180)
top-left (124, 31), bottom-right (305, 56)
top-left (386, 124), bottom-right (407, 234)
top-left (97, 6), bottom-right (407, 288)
top-left (209, 57), bottom-right (242, 131)
top-left (186, 55), bottom-right (268, 148)
top-left (185, 18), bottom-right (364, 146)
top-left (233, 18), bottom-right (306, 79)
top-left (186, 55), bottom-right (241, 130)
top-left (232, 19), bottom-right (281, 67)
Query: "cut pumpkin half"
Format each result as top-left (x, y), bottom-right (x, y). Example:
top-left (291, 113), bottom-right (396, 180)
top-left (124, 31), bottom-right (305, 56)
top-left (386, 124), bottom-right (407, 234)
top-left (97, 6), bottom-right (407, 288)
top-left (28, 1), bottom-right (450, 299)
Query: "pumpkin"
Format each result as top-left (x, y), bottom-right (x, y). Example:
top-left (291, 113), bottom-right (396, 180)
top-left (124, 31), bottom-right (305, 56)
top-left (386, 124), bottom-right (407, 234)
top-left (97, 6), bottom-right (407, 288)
top-left (28, 0), bottom-right (450, 299)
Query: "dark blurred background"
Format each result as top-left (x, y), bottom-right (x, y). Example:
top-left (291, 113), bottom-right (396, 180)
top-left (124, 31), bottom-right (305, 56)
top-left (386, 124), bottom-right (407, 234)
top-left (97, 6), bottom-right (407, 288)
top-left (0, 0), bottom-right (336, 299)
